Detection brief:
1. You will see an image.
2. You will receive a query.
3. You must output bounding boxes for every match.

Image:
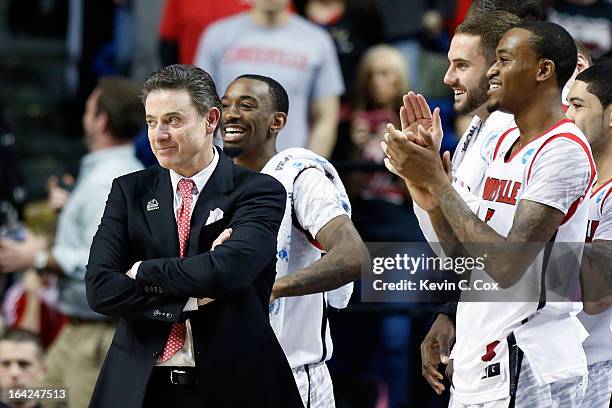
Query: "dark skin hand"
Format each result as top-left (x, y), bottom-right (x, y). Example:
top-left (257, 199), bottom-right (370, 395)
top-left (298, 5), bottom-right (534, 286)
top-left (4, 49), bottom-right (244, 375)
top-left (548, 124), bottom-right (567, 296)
top-left (382, 111), bottom-right (566, 289)
top-left (420, 314), bottom-right (455, 394)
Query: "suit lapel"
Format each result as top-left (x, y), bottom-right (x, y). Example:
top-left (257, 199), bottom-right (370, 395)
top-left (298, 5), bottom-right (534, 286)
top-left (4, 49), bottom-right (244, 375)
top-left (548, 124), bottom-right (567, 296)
top-left (141, 168), bottom-right (179, 257)
top-left (188, 148), bottom-right (234, 256)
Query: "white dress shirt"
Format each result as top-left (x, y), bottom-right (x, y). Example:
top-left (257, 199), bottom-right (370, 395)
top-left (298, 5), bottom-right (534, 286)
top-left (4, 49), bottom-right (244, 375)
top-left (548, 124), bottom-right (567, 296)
top-left (128, 147), bottom-right (219, 367)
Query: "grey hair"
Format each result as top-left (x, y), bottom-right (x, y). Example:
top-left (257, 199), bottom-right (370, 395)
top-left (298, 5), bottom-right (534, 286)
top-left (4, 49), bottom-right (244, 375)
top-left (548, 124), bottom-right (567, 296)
top-left (141, 64), bottom-right (222, 115)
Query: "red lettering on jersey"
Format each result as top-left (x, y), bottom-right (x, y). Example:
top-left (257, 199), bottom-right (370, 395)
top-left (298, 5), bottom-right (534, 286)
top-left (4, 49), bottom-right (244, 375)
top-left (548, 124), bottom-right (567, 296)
top-left (485, 208), bottom-right (495, 223)
top-left (482, 178), bottom-right (522, 205)
top-left (498, 181), bottom-right (522, 205)
top-left (481, 340), bottom-right (500, 362)
top-left (586, 220), bottom-right (600, 243)
top-left (482, 178), bottom-right (500, 201)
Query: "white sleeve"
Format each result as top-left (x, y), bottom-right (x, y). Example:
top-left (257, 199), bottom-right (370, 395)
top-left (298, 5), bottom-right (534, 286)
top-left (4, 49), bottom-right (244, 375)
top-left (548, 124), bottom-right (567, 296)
top-left (293, 168), bottom-right (348, 239)
top-left (594, 192), bottom-right (612, 241)
top-left (293, 168), bottom-right (352, 309)
top-left (520, 139), bottom-right (592, 214)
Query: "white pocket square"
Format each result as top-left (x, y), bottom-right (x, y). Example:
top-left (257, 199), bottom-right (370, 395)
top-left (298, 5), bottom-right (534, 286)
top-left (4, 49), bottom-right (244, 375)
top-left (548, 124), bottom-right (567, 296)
top-left (205, 208), bottom-right (224, 226)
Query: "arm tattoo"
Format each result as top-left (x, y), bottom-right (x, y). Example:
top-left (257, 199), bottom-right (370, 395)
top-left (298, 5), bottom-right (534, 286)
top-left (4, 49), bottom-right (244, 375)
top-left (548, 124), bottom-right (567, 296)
top-left (434, 182), bottom-right (564, 286)
top-left (273, 215), bottom-right (367, 299)
top-left (590, 239), bottom-right (612, 300)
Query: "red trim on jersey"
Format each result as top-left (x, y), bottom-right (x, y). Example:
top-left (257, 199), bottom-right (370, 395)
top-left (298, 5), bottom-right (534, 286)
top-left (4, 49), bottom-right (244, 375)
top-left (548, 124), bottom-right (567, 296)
top-left (493, 127), bottom-right (517, 160)
top-left (562, 103), bottom-right (569, 113)
top-left (504, 118), bottom-right (575, 163)
top-left (591, 178), bottom-right (612, 198)
top-left (525, 133), bottom-right (595, 225)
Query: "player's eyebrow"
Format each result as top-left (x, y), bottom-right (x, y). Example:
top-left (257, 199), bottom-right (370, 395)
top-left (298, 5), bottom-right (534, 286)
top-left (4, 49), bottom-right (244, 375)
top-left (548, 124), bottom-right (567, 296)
top-left (569, 96), bottom-right (586, 104)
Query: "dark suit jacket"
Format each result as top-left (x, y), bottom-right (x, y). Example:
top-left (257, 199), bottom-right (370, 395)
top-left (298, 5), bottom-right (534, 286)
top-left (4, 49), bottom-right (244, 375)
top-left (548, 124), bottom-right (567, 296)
top-left (85, 149), bottom-right (303, 407)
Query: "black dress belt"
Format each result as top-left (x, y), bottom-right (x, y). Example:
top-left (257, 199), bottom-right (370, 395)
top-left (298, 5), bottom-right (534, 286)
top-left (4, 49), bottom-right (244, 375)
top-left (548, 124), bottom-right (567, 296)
top-left (151, 366), bottom-right (198, 385)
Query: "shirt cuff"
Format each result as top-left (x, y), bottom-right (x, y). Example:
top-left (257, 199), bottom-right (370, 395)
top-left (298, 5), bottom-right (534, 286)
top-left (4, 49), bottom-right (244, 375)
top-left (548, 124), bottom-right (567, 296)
top-left (183, 297), bottom-right (198, 311)
top-left (127, 261), bottom-right (142, 279)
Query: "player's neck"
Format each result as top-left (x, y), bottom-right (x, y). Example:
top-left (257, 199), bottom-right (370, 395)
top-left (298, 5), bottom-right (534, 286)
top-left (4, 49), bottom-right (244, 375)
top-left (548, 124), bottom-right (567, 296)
top-left (592, 141), bottom-right (612, 187)
top-left (474, 105), bottom-right (491, 123)
top-left (234, 147), bottom-right (277, 172)
top-left (251, 8), bottom-right (291, 27)
top-left (514, 91), bottom-right (566, 143)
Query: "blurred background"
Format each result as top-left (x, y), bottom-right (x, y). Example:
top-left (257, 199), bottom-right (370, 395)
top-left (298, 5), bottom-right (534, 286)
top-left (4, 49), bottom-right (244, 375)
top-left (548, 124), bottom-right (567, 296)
top-left (0, 1), bottom-right (610, 407)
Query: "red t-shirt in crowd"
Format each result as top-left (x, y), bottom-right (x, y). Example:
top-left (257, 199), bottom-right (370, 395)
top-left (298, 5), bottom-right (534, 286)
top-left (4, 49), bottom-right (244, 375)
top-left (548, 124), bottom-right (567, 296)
top-left (159, 0), bottom-right (254, 64)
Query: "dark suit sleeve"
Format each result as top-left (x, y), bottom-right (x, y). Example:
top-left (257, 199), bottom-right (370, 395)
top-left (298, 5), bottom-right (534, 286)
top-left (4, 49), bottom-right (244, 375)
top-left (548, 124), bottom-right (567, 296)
top-left (85, 179), bottom-right (186, 323)
top-left (135, 174), bottom-right (286, 299)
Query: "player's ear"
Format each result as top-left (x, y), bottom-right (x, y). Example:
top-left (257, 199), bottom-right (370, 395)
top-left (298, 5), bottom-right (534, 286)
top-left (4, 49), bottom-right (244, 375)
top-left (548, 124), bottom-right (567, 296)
top-left (536, 59), bottom-right (555, 84)
top-left (269, 112), bottom-right (287, 134)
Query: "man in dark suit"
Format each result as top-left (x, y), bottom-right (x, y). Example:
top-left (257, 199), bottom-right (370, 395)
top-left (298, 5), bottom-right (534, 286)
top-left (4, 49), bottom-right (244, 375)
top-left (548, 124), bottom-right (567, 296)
top-left (85, 64), bottom-right (303, 408)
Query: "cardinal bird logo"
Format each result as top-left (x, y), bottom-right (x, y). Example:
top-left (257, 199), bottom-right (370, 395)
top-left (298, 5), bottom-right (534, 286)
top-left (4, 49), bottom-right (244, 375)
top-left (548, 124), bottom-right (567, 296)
top-left (481, 340), bottom-right (500, 362)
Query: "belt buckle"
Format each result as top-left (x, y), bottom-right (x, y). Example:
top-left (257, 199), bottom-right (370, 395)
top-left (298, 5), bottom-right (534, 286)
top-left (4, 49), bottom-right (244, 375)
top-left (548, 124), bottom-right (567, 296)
top-left (170, 369), bottom-right (187, 385)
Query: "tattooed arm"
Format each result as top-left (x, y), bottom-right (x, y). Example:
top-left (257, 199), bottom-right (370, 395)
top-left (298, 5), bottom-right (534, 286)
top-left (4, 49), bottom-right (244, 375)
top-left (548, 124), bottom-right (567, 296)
top-left (582, 239), bottom-right (612, 314)
top-left (431, 181), bottom-right (564, 288)
top-left (271, 215), bottom-right (368, 300)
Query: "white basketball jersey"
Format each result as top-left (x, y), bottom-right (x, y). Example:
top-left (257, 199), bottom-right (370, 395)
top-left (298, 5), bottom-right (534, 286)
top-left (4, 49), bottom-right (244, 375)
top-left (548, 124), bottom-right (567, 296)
top-left (579, 179), bottom-right (612, 366)
top-left (451, 119), bottom-right (594, 405)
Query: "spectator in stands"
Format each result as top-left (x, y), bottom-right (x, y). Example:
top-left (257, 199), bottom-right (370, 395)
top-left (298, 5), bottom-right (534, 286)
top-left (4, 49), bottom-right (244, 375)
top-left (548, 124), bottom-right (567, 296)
top-left (158, 0), bottom-right (252, 66)
top-left (0, 330), bottom-right (46, 408)
top-left (350, 45), bottom-right (421, 242)
top-left (2, 269), bottom-right (65, 349)
top-left (195, 0), bottom-right (344, 158)
top-left (0, 77), bottom-right (143, 408)
top-left (375, 0), bottom-right (456, 92)
top-left (336, 44), bottom-right (423, 408)
top-left (547, 0), bottom-right (612, 59)
top-left (298, 0), bottom-right (383, 97)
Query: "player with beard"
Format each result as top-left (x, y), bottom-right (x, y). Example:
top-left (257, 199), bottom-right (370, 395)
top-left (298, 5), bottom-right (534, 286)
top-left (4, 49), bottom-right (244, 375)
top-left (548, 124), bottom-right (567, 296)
top-left (413, 10), bottom-right (521, 395)
top-left (566, 62), bottom-right (612, 408)
top-left (418, 12), bottom-right (594, 398)
top-left (220, 74), bottom-right (368, 407)
top-left (384, 22), bottom-right (593, 407)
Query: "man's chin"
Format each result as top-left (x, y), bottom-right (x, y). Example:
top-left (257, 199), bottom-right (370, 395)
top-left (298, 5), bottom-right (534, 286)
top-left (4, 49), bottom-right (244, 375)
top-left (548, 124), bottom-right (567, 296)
top-left (223, 146), bottom-right (243, 159)
top-left (486, 100), bottom-right (499, 113)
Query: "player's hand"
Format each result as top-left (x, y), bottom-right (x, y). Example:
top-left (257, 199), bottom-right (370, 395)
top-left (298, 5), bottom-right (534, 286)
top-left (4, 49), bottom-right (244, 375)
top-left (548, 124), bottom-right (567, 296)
top-left (400, 91), bottom-right (443, 151)
top-left (211, 228), bottom-right (232, 251)
top-left (420, 314), bottom-right (455, 395)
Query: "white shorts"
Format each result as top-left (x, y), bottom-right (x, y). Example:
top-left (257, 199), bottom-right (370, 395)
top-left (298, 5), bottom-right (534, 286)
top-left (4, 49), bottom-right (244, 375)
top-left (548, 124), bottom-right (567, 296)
top-left (449, 357), bottom-right (588, 408)
top-left (580, 360), bottom-right (612, 408)
top-left (292, 362), bottom-right (335, 408)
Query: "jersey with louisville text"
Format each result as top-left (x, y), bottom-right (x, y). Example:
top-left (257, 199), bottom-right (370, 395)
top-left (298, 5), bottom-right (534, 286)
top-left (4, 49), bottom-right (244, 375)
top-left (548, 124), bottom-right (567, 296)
top-left (451, 118), bottom-right (594, 405)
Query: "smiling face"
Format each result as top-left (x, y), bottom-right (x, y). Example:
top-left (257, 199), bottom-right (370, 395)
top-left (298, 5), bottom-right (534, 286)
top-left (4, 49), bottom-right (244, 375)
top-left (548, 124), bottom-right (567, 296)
top-left (444, 34), bottom-right (491, 115)
top-left (567, 80), bottom-right (607, 147)
top-left (220, 78), bottom-right (281, 159)
top-left (145, 89), bottom-right (218, 177)
top-left (486, 28), bottom-right (540, 114)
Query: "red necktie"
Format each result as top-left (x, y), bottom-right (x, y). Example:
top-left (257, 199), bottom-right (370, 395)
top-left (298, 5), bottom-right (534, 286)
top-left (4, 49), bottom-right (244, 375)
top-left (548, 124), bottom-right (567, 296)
top-left (160, 178), bottom-right (195, 362)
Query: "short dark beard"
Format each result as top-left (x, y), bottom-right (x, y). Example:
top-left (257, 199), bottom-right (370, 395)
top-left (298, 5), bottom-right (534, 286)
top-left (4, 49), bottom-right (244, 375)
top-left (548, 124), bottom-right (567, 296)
top-left (456, 78), bottom-right (489, 115)
top-left (223, 146), bottom-right (243, 159)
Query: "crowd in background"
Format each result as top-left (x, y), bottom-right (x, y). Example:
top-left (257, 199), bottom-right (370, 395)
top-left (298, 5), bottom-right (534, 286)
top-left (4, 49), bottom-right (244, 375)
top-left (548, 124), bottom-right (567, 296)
top-left (0, 0), bottom-right (611, 407)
